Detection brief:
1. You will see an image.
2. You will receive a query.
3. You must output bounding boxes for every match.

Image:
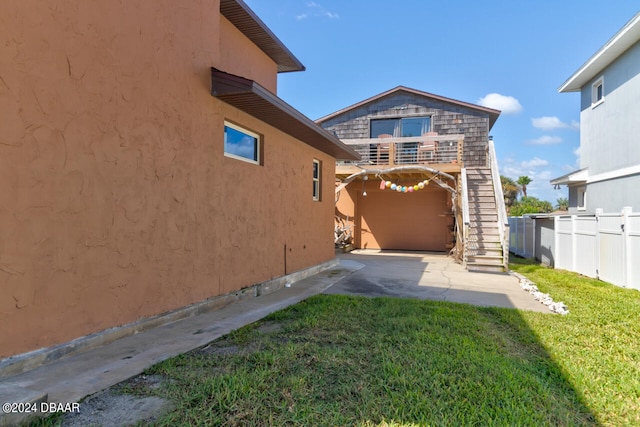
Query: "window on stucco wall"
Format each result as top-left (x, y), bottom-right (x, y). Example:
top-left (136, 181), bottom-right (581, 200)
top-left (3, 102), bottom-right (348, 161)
top-left (312, 159), bottom-right (321, 201)
top-left (224, 121), bottom-right (261, 164)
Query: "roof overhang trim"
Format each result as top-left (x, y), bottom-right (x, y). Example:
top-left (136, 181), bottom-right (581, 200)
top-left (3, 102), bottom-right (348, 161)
top-left (550, 168), bottom-right (588, 186)
top-left (211, 68), bottom-right (360, 161)
top-left (316, 86), bottom-right (501, 130)
top-left (220, 0), bottom-right (305, 73)
top-left (559, 12), bottom-right (640, 92)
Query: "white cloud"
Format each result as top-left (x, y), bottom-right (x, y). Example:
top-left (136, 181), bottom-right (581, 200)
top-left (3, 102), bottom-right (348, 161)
top-left (531, 116), bottom-right (580, 130)
top-left (521, 157), bottom-right (549, 169)
top-left (527, 135), bottom-right (563, 145)
top-left (477, 93), bottom-right (522, 114)
top-left (502, 157), bottom-right (550, 177)
top-left (297, 2), bottom-right (339, 20)
top-left (573, 146), bottom-right (581, 168)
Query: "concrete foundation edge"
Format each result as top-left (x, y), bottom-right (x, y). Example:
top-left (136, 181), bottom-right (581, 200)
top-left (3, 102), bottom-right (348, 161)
top-left (0, 258), bottom-right (339, 380)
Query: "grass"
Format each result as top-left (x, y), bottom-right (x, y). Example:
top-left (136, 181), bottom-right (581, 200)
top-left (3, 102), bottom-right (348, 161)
top-left (146, 296), bottom-right (594, 426)
top-left (31, 257), bottom-right (640, 426)
top-left (509, 257), bottom-right (640, 426)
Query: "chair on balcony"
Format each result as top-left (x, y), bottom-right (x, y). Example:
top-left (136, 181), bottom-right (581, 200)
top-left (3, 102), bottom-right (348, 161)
top-left (417, 132), bottom-right (438, 163)
top-left (376, 134), bottom-right (392, 165)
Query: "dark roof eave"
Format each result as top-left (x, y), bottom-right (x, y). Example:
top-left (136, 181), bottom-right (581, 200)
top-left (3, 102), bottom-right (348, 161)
top-left (211, 68), bottom-right (360, 161)
top-left (220, 0), bottom-right (305, 73)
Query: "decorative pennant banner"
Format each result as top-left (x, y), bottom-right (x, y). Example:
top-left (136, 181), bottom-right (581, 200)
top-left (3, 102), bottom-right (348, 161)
top-left (380, 179), bottom-right (430, 193)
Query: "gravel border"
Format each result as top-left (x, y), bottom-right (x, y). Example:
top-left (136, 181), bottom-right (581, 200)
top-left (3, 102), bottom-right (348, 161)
top-left (510, 272), bottom-right (570, 315)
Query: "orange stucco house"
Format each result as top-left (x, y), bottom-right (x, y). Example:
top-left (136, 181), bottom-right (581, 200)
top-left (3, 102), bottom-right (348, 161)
top-left (0, 0), bottom-right (357, 361)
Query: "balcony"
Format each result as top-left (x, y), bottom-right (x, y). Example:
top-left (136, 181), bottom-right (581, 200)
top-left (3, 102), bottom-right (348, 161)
top-left (336, 134), bottom-right (464, 177)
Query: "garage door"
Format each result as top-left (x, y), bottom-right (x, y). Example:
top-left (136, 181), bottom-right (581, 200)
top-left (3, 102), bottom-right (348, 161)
top-left (356, 185), bottom-right (451, 251)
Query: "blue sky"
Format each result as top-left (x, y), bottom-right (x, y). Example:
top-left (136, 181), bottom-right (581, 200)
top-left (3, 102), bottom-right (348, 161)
top-left (244, 0), bottom-right (639, 204)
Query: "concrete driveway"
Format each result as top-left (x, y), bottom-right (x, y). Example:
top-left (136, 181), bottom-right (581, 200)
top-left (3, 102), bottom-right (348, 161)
top-left (325, 250), bottom-right (550, 313)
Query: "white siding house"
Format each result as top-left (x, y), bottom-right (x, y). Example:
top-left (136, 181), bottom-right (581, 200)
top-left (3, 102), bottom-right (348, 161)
top-left (552, 12), bottom-right (640, 214)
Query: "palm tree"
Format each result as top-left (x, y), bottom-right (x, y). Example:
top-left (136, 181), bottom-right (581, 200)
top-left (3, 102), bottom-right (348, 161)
top-left (556, 197), bottom-right (569, 211)
top-left (517, 176), bottom-right (532, 198)
top-left (500, 176), bottom-right (519, 208)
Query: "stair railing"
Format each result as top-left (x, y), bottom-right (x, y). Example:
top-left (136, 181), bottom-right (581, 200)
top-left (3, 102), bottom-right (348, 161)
top-left (460, 168), bottom-right (470, 268)
top-left (487, 140), bottom-right (510, 271)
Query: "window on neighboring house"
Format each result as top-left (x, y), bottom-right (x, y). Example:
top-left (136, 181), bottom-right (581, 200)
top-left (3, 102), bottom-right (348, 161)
top-left (224, 121), bottom-right (260, 164)
top-left (312, 159), bottom-right (321, 201)
top-left (592, 78), bottom-right (604, 106)
top-left (370, 116), bottom-right (431, 137)
top-left (577, 186), bottom-right (586, 210)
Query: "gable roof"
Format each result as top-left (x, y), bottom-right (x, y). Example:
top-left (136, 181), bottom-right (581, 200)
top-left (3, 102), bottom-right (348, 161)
top-left (220, 0), bottom-right (305, 73)
top-left (211, 68), bottom-right (359, 160)
top-left (559, 12), bottom-right (640, 92)
top-left (316, 86), bottom-right (501, 130)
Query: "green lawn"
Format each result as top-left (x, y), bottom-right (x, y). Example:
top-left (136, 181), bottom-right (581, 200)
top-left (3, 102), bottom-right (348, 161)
top-left (129, 258), bottom-right (638, 426)
top-left (34, 258), bottom-right (640, 426)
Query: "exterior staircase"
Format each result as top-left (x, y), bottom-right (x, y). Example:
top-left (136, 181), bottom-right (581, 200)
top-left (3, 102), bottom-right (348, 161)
top-left (464, 166), bottom-right (508, 273)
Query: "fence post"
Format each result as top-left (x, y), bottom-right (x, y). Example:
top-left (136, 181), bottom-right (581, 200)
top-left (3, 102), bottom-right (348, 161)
top-left (595, 208), bottom-right (602, 279)
top-left (571, 215), bottom-right (577, 273)
top-left (622, 206), bottom-right (632, 288)
top-left (554, 215), bottom-right (560, 268)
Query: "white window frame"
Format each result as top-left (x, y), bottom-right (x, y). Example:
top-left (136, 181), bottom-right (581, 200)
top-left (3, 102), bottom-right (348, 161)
top-left (577, 186), bottom-right (586, 211)
top-left (312, 159), bottom-right (321, 201)
top-left (591, 77), bottom-right (604, 108)
top-left (224, 121), bottom-right (261, 165)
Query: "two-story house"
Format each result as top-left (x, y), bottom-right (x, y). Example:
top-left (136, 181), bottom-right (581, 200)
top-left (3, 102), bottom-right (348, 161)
top-left (317, 86), bottom-right (509, 272)
top-left (552, 12), bottom-right (640, 213)
top-left (0, 0), bottom-right (357, 360)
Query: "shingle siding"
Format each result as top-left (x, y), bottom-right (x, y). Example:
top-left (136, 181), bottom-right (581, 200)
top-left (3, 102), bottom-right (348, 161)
top-left (319, 91), bottom-right (491, 166)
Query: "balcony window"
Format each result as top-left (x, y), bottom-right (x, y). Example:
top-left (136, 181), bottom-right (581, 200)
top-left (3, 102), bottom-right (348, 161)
top-left (370, 117), bottom-right (431, 137)
top-left (370, 117), bottom-right (431, 164)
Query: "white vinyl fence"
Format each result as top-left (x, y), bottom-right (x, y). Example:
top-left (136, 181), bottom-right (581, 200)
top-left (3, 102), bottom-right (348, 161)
top-left (509, 207), bottom-right (640, 290)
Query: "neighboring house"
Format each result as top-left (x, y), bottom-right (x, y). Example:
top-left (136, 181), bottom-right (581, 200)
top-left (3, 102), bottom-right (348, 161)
top-left (317, 87), bottom-right (509, 272)
top-left (552, 12), bottom-right (640, 213)
top-left (0, 0), bottom-right (357, 359)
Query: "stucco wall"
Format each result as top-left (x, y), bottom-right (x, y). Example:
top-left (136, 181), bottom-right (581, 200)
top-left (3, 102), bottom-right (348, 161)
top-left (0, 1), bottom-right (334, 357)
top-left (336, 180), bottom-right (452, 251)
top-left (218, 16), bottom-right (278, 93)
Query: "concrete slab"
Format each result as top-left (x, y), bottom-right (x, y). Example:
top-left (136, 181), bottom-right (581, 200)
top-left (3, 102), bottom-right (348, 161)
top-left (325, 250), bottom-right (551, 313)
top-left (0, 384), bottom-right (47, 427)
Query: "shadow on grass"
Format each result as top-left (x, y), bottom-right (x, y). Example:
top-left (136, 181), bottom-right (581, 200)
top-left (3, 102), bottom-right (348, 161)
top-left (145, 293), bottom-right (599, 426)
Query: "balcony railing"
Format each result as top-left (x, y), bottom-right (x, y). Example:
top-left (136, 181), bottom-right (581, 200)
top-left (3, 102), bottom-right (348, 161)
top-left (338, 134), bottom-right (464, 166)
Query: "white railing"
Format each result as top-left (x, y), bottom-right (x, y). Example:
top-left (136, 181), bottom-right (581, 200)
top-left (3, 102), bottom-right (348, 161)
top-left (338, 135), bottom-right (463, 166)
top-left (488, 139), bottom-right (509, 270)
top-left (460, 168), bottom-right (470, 267)
top-left (509, 208), bottom-right (640, 290)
